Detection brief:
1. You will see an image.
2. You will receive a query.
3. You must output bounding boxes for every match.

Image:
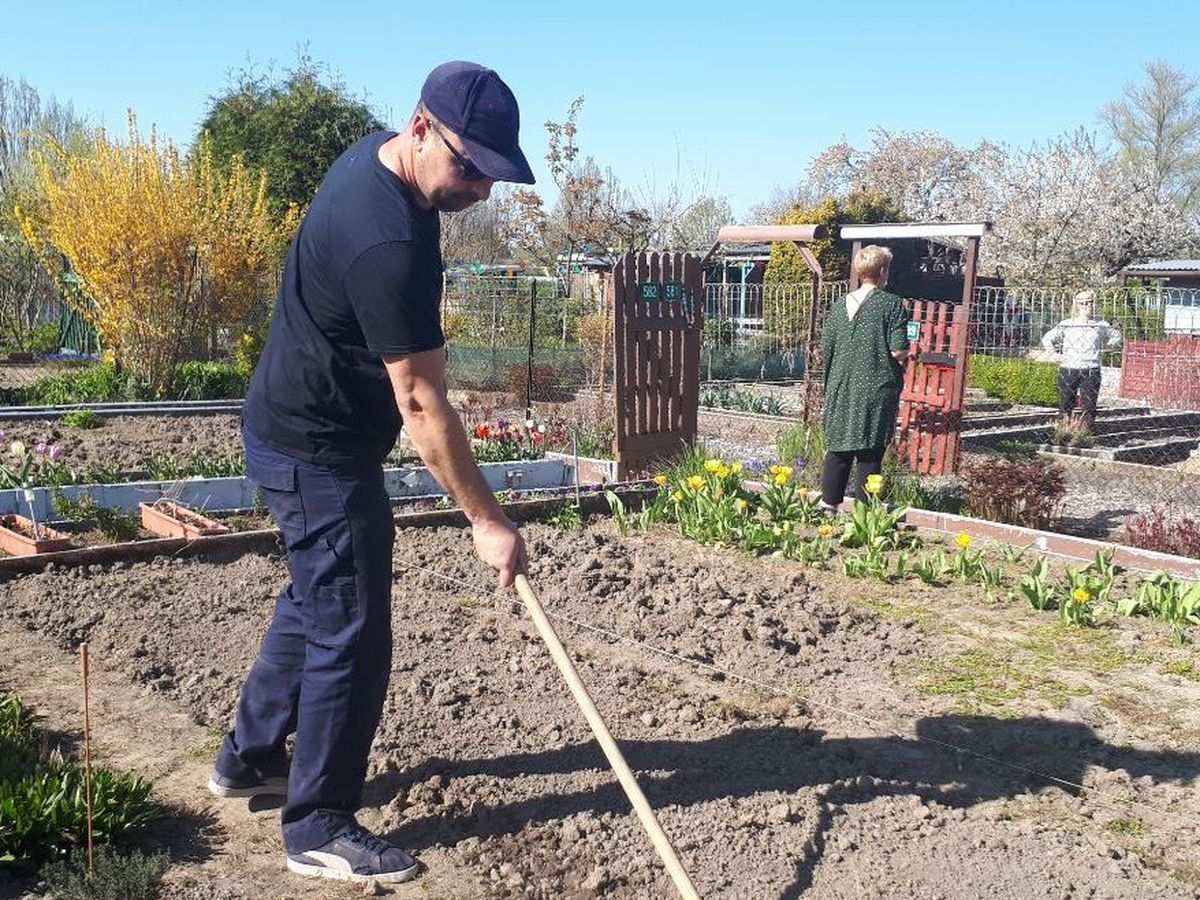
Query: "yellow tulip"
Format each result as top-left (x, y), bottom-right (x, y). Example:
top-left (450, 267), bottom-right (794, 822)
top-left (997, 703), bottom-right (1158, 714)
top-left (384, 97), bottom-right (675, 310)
top-left (704, 459), bottom-right (723, 474)
top-left (671, 491), bottom-right (683, 503)
top-left (715, 464), bottom-right (731, 479)
top-left (865, 474), bottom-right (884, 495)
top-left (774, 472), bottom-right (788, 486)
top-left (731, 462), bottom-right (743, 474)
top-left (817, 523), bottom-right (834, 538)
top-left (735, 499), bottom-right (748, 513)
top-left (653, 474), bottom-right (668, 486)
top-left (1072, 587), bottom-right (1090, 603)
top-left (955, 532), bottom-right (972, 549)
top-left (687, 475), bottom-right (705, 491)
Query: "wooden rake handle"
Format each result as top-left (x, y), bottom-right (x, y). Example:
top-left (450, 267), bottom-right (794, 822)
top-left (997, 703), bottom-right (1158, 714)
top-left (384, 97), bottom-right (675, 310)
top-left (513, 574), bottom-right (700, 900)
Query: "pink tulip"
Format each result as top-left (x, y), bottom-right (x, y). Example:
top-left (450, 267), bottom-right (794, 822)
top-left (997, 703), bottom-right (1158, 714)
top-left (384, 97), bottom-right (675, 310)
top-left (48, 445), bottom-right (63, 462)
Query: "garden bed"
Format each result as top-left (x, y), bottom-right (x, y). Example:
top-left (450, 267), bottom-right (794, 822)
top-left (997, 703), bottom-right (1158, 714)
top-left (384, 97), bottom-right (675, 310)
top-left (1, 514), bottom-right (1197, 897)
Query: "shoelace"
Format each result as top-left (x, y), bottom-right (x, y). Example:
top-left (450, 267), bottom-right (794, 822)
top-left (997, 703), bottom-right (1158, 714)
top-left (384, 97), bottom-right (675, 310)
top-left (341, 826), bottom-right (395, 858)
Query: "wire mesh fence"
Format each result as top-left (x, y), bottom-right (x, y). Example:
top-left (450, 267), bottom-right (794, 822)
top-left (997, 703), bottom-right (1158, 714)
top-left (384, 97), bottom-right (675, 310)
top-left (960, 284), bottom-right (1200, 553)
top-left (440, 274), bottom-right (610, 406)
top-left (700, 281), bottom-right (848, 384)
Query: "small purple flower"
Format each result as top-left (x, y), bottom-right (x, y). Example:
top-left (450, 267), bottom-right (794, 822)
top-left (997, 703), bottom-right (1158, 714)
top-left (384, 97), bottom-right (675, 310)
top-left (0, 430), bottom-right (5, 444)
top-left (35, 442), bottom-right (48, 457)
top-left (793, 458), bottom-right (807, 471)
top-left (48, 445), bottom-right (63, 462)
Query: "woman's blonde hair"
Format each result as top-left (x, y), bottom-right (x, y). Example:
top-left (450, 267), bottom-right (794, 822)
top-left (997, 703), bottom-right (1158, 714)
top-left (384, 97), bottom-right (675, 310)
top-left (854, 245), bottom-right (893, 282)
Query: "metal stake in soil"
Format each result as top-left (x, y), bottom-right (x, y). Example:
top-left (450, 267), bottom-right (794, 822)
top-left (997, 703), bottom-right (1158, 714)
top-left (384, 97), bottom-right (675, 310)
top-left (80, 643), bottom-right (95, 875)
top-left (513, 574), bottom-right (700, 900)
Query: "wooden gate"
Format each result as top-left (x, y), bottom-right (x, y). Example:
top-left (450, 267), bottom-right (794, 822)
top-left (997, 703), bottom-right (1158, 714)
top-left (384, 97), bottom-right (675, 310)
top-left (612, 252), bottom-right (703, 479)
top-left (895, 298), bottom-right (969, 475)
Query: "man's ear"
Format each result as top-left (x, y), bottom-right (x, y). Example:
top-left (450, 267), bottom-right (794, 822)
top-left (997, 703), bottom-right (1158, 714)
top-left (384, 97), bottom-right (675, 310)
top-left (410, 109), bottom-right (431, 144)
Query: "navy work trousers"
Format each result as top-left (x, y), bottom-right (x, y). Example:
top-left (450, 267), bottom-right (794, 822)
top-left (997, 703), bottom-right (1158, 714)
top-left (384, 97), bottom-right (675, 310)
top-left (217, 428), bottom-right (395, 852)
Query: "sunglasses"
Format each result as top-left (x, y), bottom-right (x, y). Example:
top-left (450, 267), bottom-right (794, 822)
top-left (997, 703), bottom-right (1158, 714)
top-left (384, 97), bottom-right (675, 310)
top-left (428, 119), bottom-right (488, 182)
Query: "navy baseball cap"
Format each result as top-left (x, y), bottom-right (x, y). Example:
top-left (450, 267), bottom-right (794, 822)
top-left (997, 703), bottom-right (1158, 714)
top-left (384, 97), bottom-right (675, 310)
top-left (420, 61), bottom-right (535, 185)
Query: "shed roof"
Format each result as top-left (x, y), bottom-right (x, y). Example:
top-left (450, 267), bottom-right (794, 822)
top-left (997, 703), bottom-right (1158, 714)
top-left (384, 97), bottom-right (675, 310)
top-left (1121, 259), bottom-right (1200, 276)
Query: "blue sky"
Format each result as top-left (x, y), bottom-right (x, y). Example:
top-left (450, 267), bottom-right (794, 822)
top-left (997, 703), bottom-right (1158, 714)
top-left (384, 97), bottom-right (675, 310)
top-left (7, 0), bottom-right (1199, 218)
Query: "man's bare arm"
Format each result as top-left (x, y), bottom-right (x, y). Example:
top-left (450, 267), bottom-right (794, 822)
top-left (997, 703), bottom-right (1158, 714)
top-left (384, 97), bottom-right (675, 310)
top-left (383, 348), bottom-right (526, 586)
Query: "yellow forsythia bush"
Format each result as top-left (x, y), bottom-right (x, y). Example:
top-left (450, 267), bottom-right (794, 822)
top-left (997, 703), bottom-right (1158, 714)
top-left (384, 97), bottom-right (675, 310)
top-left (18, 114), bottom-right (297, 394)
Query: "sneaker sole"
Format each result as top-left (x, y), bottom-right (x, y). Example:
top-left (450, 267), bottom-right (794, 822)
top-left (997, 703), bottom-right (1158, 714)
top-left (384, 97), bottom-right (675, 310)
top-left (207, 775), bottom-right (289, 798)
top-left (286, 857), bottom-right (421, 884)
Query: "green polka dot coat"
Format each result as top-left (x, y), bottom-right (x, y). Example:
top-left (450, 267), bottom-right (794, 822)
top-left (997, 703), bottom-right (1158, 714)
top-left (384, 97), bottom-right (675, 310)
top-left (821, 287), bottom-right (910, 452)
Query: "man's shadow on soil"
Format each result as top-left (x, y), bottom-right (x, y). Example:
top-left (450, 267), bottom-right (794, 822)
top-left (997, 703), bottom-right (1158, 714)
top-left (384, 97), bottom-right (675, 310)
top-left (368, 714), bottom-right (1200, 899)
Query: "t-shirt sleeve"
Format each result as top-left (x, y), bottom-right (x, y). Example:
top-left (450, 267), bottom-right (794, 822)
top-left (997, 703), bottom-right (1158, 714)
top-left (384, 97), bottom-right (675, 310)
top-left (343, 242), bottom-right (445, 355)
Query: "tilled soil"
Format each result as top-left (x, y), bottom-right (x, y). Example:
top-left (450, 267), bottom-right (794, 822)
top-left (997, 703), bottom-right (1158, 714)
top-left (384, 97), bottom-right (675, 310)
top-left (1, 522), bottom-right (1198, 899)
top-left (0, 414), bottom-right (243, 472)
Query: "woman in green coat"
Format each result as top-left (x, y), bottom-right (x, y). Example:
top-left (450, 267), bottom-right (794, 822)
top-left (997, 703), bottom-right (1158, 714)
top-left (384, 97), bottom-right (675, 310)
top-left (820, 245), bottom-right (911, 508)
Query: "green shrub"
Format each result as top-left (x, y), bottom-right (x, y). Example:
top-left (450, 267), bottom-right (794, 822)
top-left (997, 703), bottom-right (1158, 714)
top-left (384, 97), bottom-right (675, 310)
top-left (968, 355), bottom-right (1059, 407)
top-left (0, 692), bottom-right (39, 783)
top-left (25, 365), bottom-right (143, 406)
top-left (62, 409), bottom-right (104, 429)
top-left (0, 763), bottom-right (159, 866)
top-left (40, 846), bottom-right (168, 900)
top-left (701, 346), bottom-right (802, 381)
top-left (28, 323), bottom-right (62, 357)
top-left (169, 361), bottom-right (247, 401)
top-left (233, 327), bottom-right (266, 380)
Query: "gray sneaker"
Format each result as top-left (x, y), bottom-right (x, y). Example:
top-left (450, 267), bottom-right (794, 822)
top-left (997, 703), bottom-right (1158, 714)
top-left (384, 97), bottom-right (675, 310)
top-left (207, 769), bottom-right (288, 798)
top-left (286, 826), bottom-right (420, 884)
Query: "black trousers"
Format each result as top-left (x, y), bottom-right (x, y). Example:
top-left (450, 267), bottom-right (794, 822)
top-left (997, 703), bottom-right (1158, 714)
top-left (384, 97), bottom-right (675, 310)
top-left (821, 448), bottom-right (885, 507)
top-left (1057, 367), bottom-right (1101, 425)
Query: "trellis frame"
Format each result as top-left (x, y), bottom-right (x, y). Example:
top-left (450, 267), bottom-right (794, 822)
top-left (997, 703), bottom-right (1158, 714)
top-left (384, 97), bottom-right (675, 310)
top-left (702, 225), bottom-right (829, 424)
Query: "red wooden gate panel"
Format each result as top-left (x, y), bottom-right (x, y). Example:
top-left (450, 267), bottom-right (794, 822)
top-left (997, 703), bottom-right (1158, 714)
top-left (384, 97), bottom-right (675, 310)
top-left (894, 298), bottom-right (969, 475)
top-left (613, 251), bottom-right (703, 479)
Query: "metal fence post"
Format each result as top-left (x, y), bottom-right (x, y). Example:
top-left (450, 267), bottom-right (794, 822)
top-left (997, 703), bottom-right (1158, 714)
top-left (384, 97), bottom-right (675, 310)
top-left (526, 278), bottom-right (536, 420)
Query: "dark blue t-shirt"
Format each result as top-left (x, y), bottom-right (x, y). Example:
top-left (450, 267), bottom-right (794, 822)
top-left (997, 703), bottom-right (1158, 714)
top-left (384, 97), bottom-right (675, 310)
top-left (244, 131), bottom-right (444, 465)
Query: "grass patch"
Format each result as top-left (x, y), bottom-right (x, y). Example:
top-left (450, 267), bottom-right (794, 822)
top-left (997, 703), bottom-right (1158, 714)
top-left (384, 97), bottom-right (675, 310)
top-left (1105, 817), bottom-right (1145, 836)
top-left (914, 650), bottom-right (1030, 707)
top-left (912, 648), bottom-right (1085, 714)
top-left (1162, 660), bottom-right (1200, 681)
top-left (1168, 860), bottom-right (1200, 886)
top-left (1013, 625), bottom-right (1131, 674)
top-left (40, 846), bottom-right (168, 900)
top-left (848, 593), bottom-right (933, 627)
top-left (61, 409), bottom-right (104, 429)
top-left (185, 725), bottom-right (226, 762)
top-left (1099, 692), bottom-right (1160, 727)
top-left (1035, 681), bottom-right (1093, 709)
